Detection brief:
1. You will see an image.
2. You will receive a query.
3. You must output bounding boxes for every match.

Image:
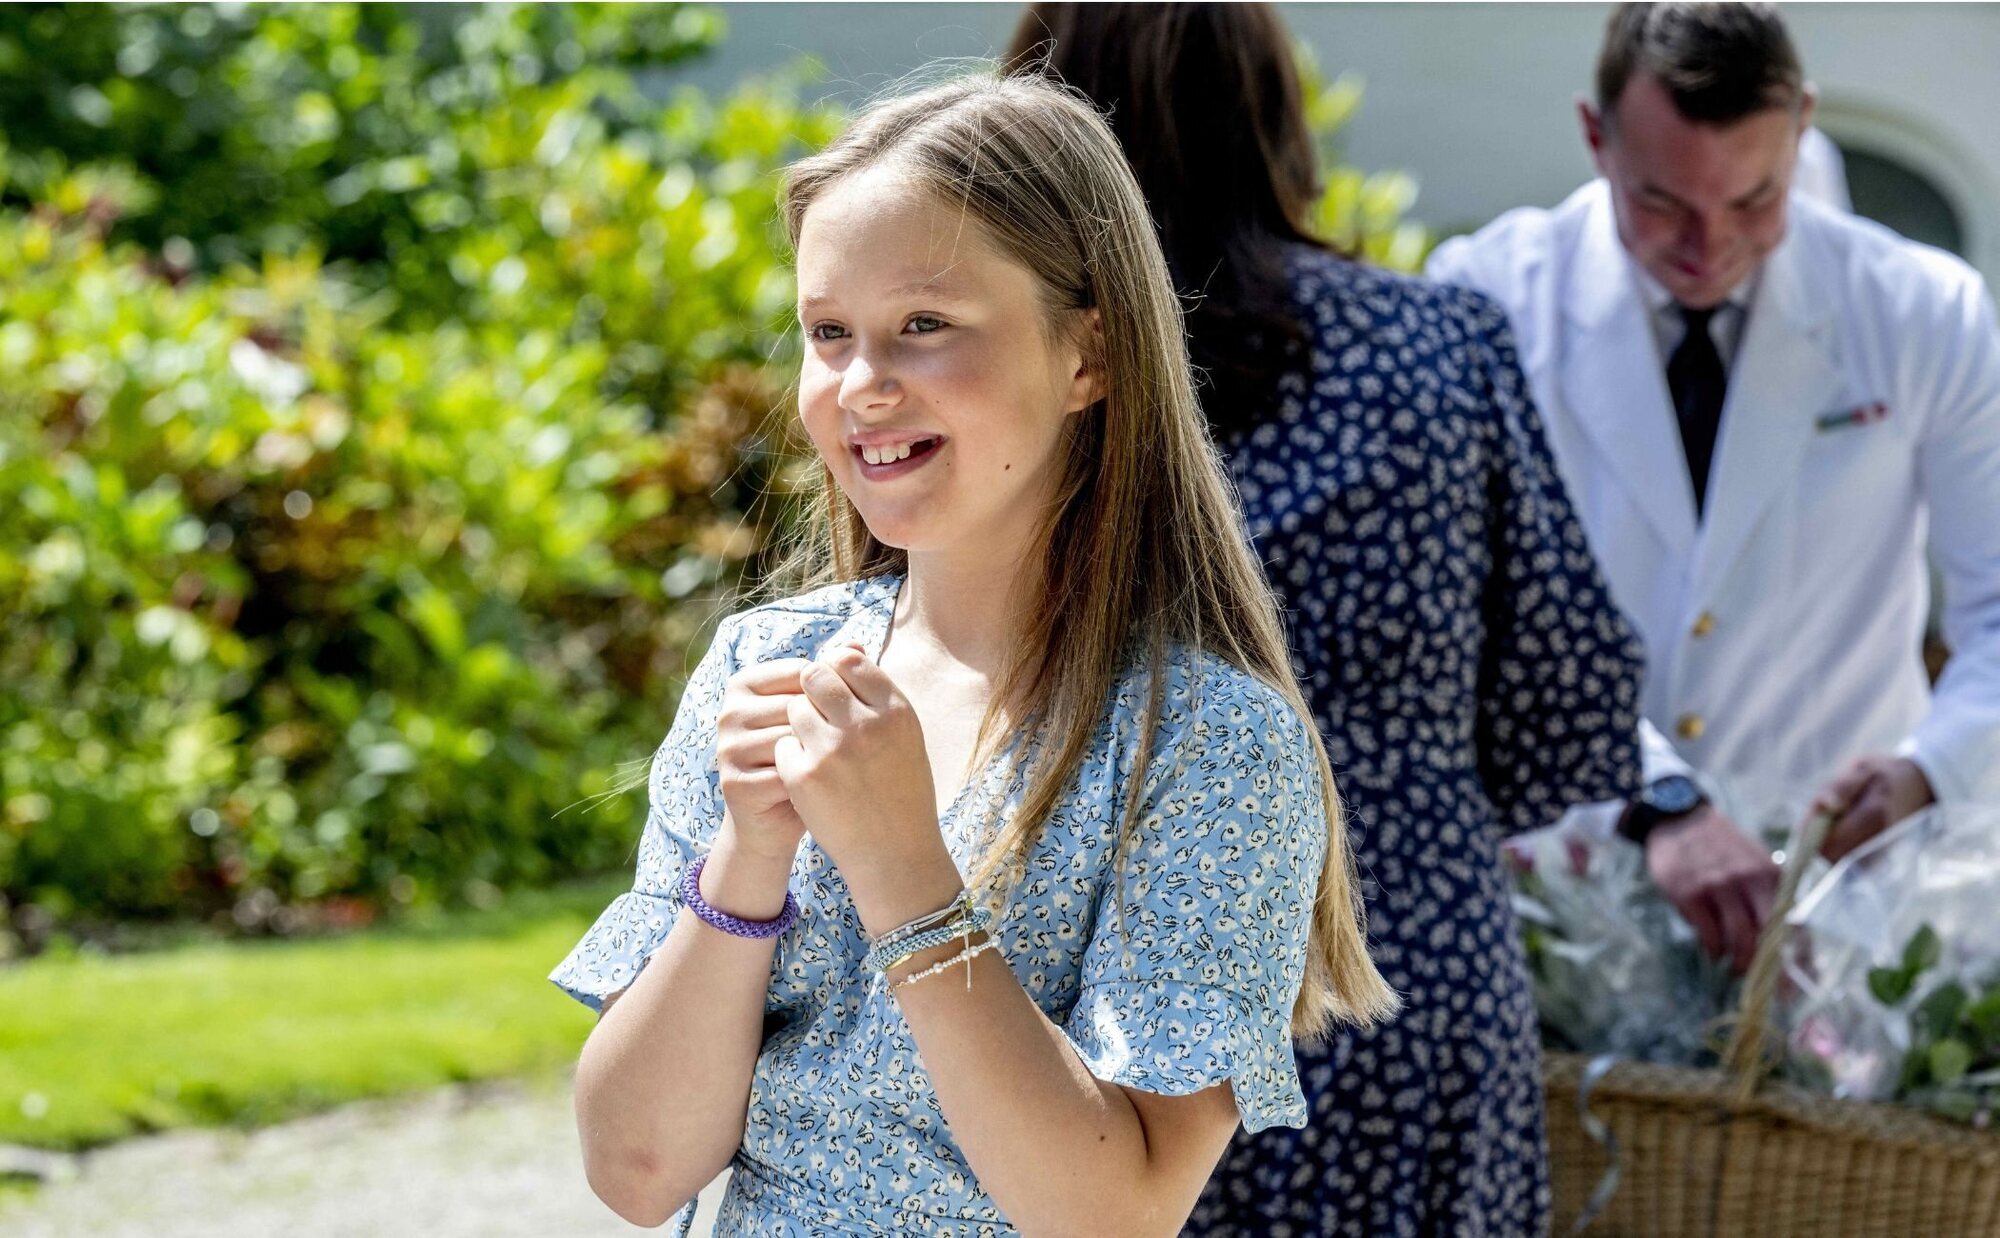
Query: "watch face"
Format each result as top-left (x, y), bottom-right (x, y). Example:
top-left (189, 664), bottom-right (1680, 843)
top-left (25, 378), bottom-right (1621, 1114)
top-left (1650, 776), bottom-right (1703, 816)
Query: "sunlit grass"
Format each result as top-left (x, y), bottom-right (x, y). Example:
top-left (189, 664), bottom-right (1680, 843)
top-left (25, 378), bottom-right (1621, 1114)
top-left (0, 879), bottom-right (624, 1151)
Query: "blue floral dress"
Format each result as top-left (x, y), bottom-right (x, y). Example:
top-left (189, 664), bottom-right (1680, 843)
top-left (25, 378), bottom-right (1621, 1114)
top-left (1188, 251), bottom-right (1645, 1237)
top-left (552, 573), bottom-right (1334, 1235)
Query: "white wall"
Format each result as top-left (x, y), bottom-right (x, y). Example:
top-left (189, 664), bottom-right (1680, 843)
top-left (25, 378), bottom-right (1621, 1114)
top-left (683, 3), bottom-right (2000, 282)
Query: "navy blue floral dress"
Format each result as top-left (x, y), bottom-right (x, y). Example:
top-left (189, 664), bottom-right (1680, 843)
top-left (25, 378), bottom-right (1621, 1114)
top-left (1187, 250), bottom-right (1644, 1237)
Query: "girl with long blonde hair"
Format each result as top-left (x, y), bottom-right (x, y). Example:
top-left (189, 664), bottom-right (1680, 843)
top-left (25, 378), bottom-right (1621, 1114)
top-left (552, 71), bottom-right (1394, 1236)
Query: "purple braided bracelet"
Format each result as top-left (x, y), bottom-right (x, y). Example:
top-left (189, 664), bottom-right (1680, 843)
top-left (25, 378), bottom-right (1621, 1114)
top-left (680, 853), bottom-right (798, 940)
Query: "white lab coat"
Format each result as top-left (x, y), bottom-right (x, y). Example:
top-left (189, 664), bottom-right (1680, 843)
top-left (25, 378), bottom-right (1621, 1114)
top-left (1428, 180), bottom-right (2000, 808)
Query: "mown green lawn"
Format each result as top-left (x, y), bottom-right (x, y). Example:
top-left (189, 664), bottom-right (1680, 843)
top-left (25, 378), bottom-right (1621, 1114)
top-left (0, 879), bottom-right (625, 1151)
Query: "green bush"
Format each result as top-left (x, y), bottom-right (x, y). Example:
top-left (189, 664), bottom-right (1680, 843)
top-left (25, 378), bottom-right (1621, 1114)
top-left (1295, 46), bottom-right (1431, 271)
top-left (0, 4), bottom-right (836, 934)
top-left (0, 5), bottom-right (717, 279)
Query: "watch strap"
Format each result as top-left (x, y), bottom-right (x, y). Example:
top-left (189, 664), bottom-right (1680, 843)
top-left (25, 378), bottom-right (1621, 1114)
top-left (1619, 778), bottom-right (1707, 845)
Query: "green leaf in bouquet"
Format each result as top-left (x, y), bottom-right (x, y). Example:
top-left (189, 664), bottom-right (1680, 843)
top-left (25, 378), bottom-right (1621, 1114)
top-left (1901, 1046), bottom-right (1931, 1094)
top-left (1929, 1038), bottom-right (1975, 1085)
top-left (1903, 923), bottom-right (1943, 974)
top-left (1928, 1087), bottom-right (1981, 1123)
top-left (1916, 981), bottom-right (1970, 1040)
top-left (1964, 987), bottom-right (2000, 1044)
top-left (1868, 964), bottom-right (1915, 1005)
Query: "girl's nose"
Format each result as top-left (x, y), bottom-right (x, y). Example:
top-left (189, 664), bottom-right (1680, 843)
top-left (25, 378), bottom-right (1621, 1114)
top-left (838, 350), bottom-right (901, 414)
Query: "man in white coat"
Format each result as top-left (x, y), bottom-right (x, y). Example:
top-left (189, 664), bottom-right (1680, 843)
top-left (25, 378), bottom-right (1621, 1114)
top-left (1429, 2), bottom-right (2000, 971)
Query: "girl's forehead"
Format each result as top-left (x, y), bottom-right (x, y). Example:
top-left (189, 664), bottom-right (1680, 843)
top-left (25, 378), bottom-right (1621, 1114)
top-left (797, 169), bottom-right (1010, 289)
top-left (800, 171), bottom-right (1000, 272)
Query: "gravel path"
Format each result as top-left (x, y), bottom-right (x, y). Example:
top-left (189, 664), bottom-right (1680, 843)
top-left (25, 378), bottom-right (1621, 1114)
top-left (0, 1078), bottom-right (727, 1237)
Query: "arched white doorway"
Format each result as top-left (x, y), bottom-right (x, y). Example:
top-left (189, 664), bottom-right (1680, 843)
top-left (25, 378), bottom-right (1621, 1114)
top-left (1817, 95), bottom-right (2000, 280)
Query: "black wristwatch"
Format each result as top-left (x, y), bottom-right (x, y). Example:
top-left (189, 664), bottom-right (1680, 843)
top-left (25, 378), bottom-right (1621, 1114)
top-left (1617, 775), bottom-right (1708, 845)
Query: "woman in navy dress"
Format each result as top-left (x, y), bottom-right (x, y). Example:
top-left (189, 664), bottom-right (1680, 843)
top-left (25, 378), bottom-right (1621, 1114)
top-left (1010, 6), bottom-right (1645, 1234)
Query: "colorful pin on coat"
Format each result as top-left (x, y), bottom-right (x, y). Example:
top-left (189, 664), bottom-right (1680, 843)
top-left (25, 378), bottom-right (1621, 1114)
top-left (1816, 401), bottom-right (1889, 432)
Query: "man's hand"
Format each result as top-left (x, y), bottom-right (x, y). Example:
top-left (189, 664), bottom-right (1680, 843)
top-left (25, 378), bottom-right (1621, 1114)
top-left (1812, 755), bottom-right (1935, 863)
top-left (1645, 804), bottom-right (1780, 975)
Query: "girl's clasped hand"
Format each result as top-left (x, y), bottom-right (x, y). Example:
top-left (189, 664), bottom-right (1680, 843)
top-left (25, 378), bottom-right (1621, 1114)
top-left (717, 642), bottom-right (955, 937)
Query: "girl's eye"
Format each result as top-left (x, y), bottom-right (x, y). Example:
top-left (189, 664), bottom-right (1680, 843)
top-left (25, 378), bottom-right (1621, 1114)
top-left (807, 322), bottom-right (848, 342)
top-left (905, 315), bottom-right (947, 335)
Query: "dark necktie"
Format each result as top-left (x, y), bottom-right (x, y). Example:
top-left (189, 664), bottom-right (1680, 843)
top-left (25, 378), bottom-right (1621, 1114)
top-left (1667, 304), bottom-right (1727, 516)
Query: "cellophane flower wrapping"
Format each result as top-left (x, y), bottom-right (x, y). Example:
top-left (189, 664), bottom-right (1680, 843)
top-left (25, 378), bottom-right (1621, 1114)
top-left (1784, 804), bottom-right (2000, 1125)
top-left (1506, 801), bottom-right (1739, 1064)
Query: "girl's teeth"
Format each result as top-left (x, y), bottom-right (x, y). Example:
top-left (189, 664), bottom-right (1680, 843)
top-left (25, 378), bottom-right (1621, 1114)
top-left (861, 442), bottom-right (922, 465)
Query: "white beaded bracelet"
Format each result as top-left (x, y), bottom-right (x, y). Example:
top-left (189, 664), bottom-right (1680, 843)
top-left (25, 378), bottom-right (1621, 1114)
top-left (891, 936), bottom-right (999, 993)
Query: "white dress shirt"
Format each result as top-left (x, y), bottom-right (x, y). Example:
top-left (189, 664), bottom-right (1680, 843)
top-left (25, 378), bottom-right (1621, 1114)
top-left (1628, 258), bottom-right (1757, 377)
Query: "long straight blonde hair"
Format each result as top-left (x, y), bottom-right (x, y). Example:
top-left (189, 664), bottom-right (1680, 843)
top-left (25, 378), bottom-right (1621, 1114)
top-left (775, 73), bottom-right (1395, 1038)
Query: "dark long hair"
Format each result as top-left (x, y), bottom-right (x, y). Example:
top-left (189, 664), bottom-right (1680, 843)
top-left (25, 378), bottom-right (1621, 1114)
top-left (1006, 2), bottom-right (1326, 438)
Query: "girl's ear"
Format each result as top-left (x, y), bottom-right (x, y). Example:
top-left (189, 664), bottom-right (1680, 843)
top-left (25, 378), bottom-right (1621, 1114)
top-left (1062, 307), bottom-right (1106, 416)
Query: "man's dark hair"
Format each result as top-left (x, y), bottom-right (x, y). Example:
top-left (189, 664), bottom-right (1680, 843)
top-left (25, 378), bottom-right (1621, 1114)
top-left (1596, 3), bottom-right (1804, 127)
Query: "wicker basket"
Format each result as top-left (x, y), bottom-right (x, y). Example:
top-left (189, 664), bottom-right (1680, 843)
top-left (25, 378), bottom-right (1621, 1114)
top-left (1541, 811), bottom-right (2000, 1236)
top-left (1545, 1052), bottom-right (2000, 1235)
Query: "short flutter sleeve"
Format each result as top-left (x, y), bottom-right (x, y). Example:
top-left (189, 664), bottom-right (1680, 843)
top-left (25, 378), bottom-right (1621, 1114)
top-left (550, 617), bottom-right (738, 1012)
top-left (1059, 672), bottom-right (1328, 1133)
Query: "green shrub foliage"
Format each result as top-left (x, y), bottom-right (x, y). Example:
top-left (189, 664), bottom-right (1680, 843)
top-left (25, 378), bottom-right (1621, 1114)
top-left (0, 3), bottom-right (836, 931)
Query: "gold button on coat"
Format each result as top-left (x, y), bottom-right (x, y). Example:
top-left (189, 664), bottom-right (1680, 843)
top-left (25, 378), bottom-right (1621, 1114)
top-left (1676, 713), bottom-right (1706, 740)
top-left (1691, 611), bottom-right (1716, 638)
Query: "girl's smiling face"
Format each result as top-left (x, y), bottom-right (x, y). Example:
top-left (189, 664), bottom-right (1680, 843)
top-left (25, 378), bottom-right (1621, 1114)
top-left (794, 165), bottom-right (1099, 565)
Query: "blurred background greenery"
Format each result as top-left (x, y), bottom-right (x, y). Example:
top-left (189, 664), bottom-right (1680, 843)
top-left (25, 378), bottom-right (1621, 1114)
top-left (0, 2), bottom-right (1422, 949)
top-left (0, 2), bottom-right (837, 944)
